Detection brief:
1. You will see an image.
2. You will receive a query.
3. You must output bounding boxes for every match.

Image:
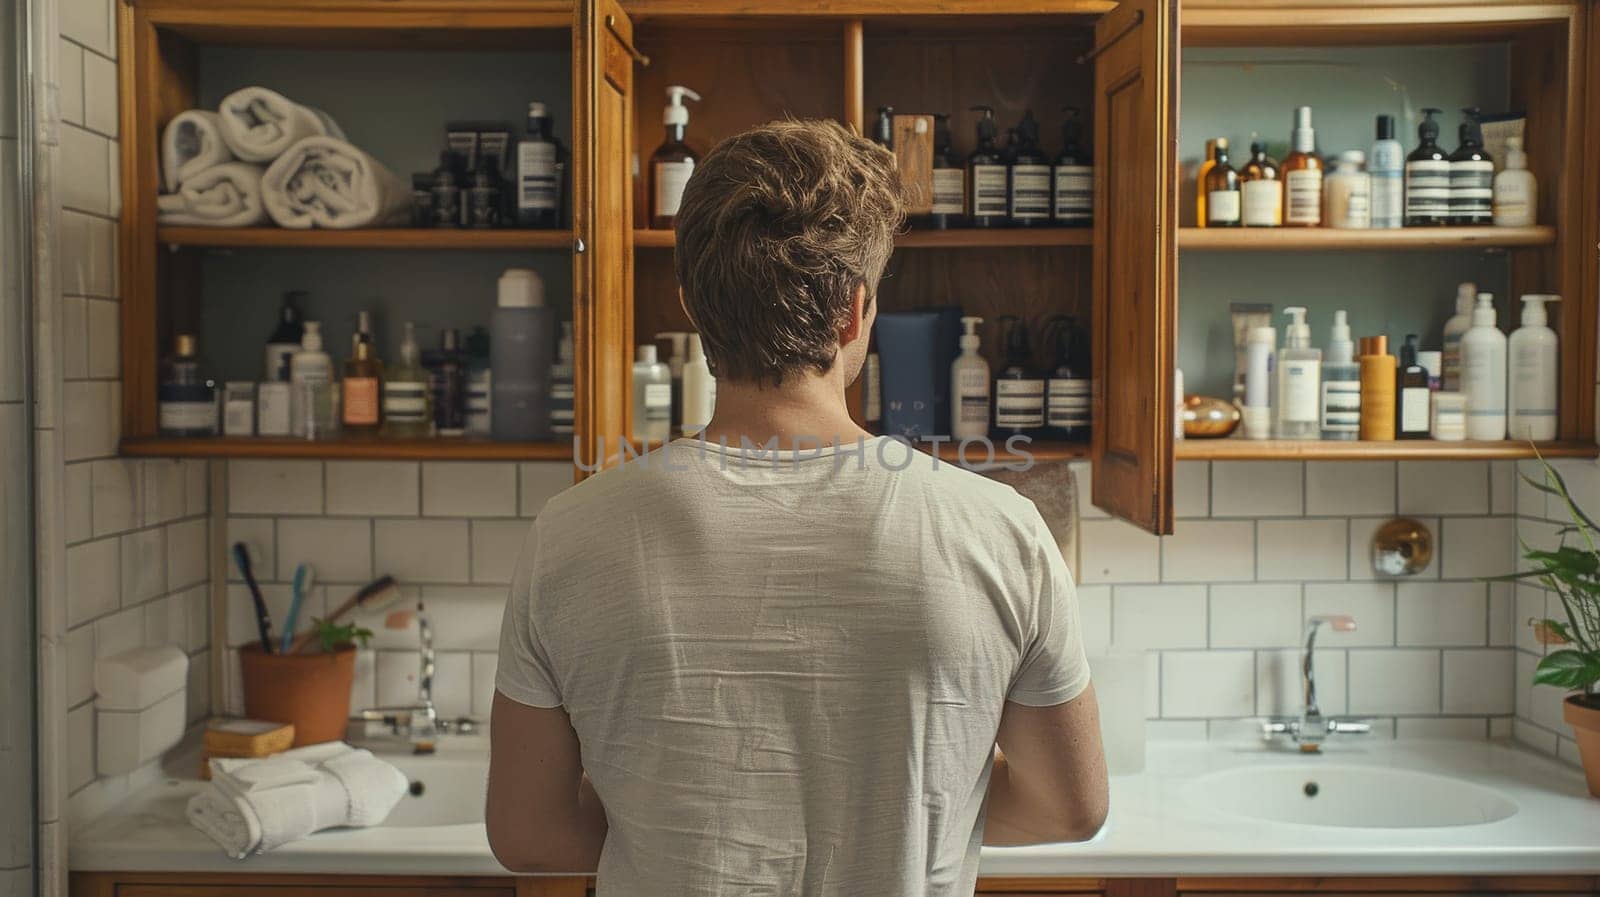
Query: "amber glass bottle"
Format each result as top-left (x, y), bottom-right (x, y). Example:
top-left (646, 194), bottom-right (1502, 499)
top-left (1195, 137), bottom-right (1222, 227)
top-left (1281, 106), bottom-right (1323, 227)
top-left (1239, 140), bottom-right (1282, 227)
top-left (341, 311), bottom-right (384, 433)
top-left (1203, 143), bottom-right (1241, 227)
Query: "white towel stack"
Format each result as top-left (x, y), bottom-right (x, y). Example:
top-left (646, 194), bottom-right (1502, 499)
top-left (186, 741), bottom-right (408, 859)
top-left (160, 86), bottom-right (402, 230)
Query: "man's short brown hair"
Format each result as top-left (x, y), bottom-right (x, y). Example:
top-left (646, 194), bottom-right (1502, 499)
top-left (674, 119), bottom-right (904, 385)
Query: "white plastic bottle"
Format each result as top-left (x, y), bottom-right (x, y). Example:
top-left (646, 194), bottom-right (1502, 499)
top-left (1276, 307), bottom-right (1322, 439)
top-left (1242, 326), bottom-right (1275, 440)
top-left (1508, 294), bottom-right (1560, 441)
top-left (1460, 293), bottom-right (1508, 441)
top-left (632, 345), bottom-right (672, 444)
top-left (1320, 310), bottom-right (1360, 440)
top-left (1369, 114), bottom-right (1405, 229)
top-left (289, 321), bottom-right (334, 438)
top-left (951, 316), bottom-right (991, 440)
top-left (1493, 136), bottom-right (1537, 227)
top-left (681, 333), bottom-right (716, 436)
top-left (1441, 281), bottom-right (1476, 391)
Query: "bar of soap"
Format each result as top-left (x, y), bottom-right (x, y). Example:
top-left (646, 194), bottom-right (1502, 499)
top-left (204, 718), bottom-right (297, 757)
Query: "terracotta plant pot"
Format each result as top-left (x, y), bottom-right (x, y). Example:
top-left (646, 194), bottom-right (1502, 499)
top-left (1563, 694), bottom-right (1600, 798)
top-left (239, 643), bottom-right (357, 747)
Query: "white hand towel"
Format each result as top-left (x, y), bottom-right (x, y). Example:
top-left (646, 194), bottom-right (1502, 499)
top-left (261, 136), bottom-right (410, 230)
top-left (162, 110), bottom-right (234, 192)
top-left (209, 755), bottom-right (321, 793)
top-left (217, 87), bottom-right (345, 164)
top-left (155, 162), bottom-right (268, 228)
top-left (320, 748), bottom-right (409, 827)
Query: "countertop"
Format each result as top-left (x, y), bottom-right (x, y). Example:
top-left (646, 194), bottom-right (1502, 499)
top-left (71, 736), bottom-right (1600, 877)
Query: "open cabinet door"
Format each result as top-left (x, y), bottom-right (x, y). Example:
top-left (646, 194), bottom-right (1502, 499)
top-left (574, 0), bottom-right (638, 476)
top-left (1090, 0), bottom-right (1178, 534)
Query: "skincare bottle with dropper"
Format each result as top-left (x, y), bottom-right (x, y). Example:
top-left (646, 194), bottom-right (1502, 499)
top-left (650, 85), bottom-right (702, 229)
top-left (1320, 310), bottom-right (1360, 440)
top-left (341, 310), bottom-right (384, 433)
top-left (951, 316), bottom-right (991, 440)
top-left (1442, 281), bottom-right (1477, 391)
top-left (1405, 108), bottom-right (1450, 226)
top-left (967, 106), bottom-right (1007, 229)
top-left (1281, 107), bottom-right (1323, 227)
top-left (1508, 294), bottom-right (1560, 441)
top-left (1275, 306), bottom-right (1322, 439)
top-left (1460, 292), bottom-right (1508, 440)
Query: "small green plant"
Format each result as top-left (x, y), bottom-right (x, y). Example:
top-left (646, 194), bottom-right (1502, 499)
top-left (311, 617), bottom-right (374, 654)
top-left (1492, 458), bottom-right (1600, 705)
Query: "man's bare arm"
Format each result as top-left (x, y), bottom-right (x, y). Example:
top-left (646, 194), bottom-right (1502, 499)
top-left (985, 683), bottom-right (1109, 845)
top-left (486, 691), bottom-right (608, 872)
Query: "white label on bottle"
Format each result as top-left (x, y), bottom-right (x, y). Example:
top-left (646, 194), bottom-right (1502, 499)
top-left (1493, 177), bottom-right (1534, 226)
top-left (1206, 190), bottom-right (1241, 224)
top-left (1330, 181), bottom-right (1370, 228)
top-left (956, 368), bottom-right (990, 424)
top-left (654, 160), bottom-right (694, 217)
top-left (223, 399), bottom-right (254, 436)
top-left (971, 165), bottom-right (1008, 217)
top-left (1442, 336), bottom-right (1463, 391)
top-left (995, 379), bottom-right (1045, 428)
top-left (1009, 164), bottom-right (1051, 219)
top-left (1511, 343), bottom-right (1557, 417)
top-left (1284, 169), bottom-right (1322, 224)
top-left (1450, 159), bottom-right (1494, 219)
top-left (257, 383), bottom-right (292, 436)
top-left (1321, 380), bottom-right (1361, 431)
top-left (1053, 165), bottom-right (1092, 223)
top-left (1401, 387), bottom-right (1431, 432)
top-left (1282, 360), bottom-right (1321, 422)
top-left (1240, 180), bottom-right (1281, 226)
top-left (518, 142), bottom-right (558, 211)
top-left (932, 168), bottom-right (964, 215)
top-left (1405, 160), bottom-right (1451, 219)
top-left (384, 381), bottom-right (430, 423)
top-left (644, 383), bottom-right (672, 421)
top-left (1047, 378), bottom-right (1091, 428)
top-left (160, 401), bottom-right (217, 433)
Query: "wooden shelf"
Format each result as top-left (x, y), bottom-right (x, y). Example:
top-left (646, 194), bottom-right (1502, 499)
top-left (923, 439), bottom-right (1089, 463)
top-left (633, 228), bottom-right (1092, 250)
top-left (1179, 226), bottom-right (1555, 252)
top-left (1176, 438), bottom-right (1598, 461)
top-left (120, 436), bottom-right (574, 461)
top-left (157, 227), bottom-right (574, 251)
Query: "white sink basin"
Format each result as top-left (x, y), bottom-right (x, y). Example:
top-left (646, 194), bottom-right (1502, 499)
top-left (1187, 764), bottom-right (1519, 828)
top-left (381, 758), bottom-right (487, 827)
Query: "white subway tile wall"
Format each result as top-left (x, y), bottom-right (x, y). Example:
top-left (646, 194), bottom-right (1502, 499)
top-left (219, 457), bottom-right (1545, 745)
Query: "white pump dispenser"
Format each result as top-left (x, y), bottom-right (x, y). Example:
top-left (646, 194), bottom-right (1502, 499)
top-left (664, 86), bottom-right (702, 126)
top-left (1460, 292), bottom-right (1508, 440)
top-left (1277, 307), bottom-right (1322, 439)
top-left (1508, 294), bottom-right (1560, 440)
top-left (651, 86), bottom-right (703, 227)
top-left (952, 316), bottom-right (991, 440)
top-left (289, 321), bottom-right (334, 438)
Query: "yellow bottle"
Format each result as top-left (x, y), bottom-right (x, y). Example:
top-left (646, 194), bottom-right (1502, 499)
top-left (1358, 335), bottom-right (1395, 441)
top-left (1196, 138), bottom-right (1224, 227)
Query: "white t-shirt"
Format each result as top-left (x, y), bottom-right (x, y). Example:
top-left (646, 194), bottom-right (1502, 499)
top-left (497, 436), bottom-right (1090, 897)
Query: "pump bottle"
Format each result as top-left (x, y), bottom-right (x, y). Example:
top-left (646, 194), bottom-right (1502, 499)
top-left (1508, 294), bottom-right (1560, 441)
top-left (966, 106), bottom-right (1007, 229)
top-left (383, 322), bottom-right (432, 438)
top-left (1053, 107), bottom-right (1092, 227)
top-left (951, 316), bottom-right (991, 440)
top-left (289, 321), bottom-right (334, 438)
top-left (1460, 292), bottom-right (1508, 440)
top-left (650, 85), bottom-right (702, 229)
top-left (1320, 310), bottom-right (1360, 440)
top-left (1493, 136), bottom-right (1537, 227)
top-left (264, 291), bottom-right (306, 382)
top-left (1441, 281), bottom-right (1476, 390)
top-left (1276, 307), bottom-right (1322, 438)
top-left (1450, 108), bottom-right (1494, 225)
top-left (993, 315), bottom-right (1044, 436)
top-left (1405, 108), bottom-right (1450, 226)
top-left (930, 114), bottom-right (964, 229)
top-left (1008, 111), bottom-right (1051, 227)
top-left (1044, 316), bottom-right (1090, 441)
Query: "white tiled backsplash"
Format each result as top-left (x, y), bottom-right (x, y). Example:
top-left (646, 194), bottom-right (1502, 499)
top-left (217, 454), bottom-right (1586, 767)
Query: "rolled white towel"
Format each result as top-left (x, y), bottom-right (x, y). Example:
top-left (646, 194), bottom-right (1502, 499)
top-left (162, 110), bottom-right (234, 192)
top-left (261, 136), bottom-right (410, 230)
top-left (217, 87), bottom-right (345, 164)
top-left (319, 748), bottom-right (408, 828)
top-left (156, 162), bottom-right (268, 228)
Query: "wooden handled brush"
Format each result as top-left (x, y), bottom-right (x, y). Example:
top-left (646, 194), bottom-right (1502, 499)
top-left (287, 575), bottom-right (403, 654)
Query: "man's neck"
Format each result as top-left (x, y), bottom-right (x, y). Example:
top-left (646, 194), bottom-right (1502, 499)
top-left (697, 374), bottom-right (871, 449)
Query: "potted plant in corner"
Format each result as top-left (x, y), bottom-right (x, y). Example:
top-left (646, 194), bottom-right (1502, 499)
top-left (239, 619), bottom-right (373, 747)
top-left (1498, 460), bottom-right (1600, 796)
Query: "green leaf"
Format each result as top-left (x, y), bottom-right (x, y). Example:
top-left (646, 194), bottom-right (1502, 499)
top-left (1533, 650), bottom-right (1600, 690)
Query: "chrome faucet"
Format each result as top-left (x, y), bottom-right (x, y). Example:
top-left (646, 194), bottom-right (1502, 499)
top-left (1262, 614), bottom-right (1372, 752)
top-left (354, 601), bottom-right (476, 752)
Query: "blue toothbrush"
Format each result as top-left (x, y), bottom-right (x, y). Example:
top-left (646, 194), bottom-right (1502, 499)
top-left (281, 563), bottom-right (313, 654)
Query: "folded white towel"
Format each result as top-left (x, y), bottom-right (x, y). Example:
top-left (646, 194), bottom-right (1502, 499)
top-left (162, 110), bottom-right (235, 192)
top-left (156, 162), bottom-right (268, 227)
top-left (261, 136), bottom-right (410, 230)
top-left (217, 87), bottom-right (345, 164)
top-left (186, 742), bottom-right (409, 858)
